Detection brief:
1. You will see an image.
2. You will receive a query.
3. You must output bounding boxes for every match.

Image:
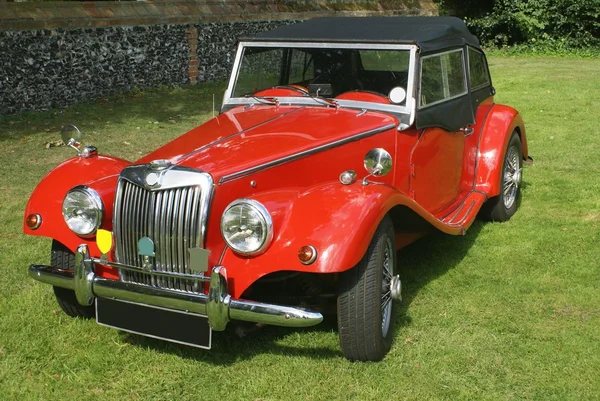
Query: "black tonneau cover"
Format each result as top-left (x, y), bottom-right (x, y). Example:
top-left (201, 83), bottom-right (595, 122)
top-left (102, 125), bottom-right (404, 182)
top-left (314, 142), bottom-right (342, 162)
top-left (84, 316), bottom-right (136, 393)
top-left (251, 16), bottom-right (480, 54)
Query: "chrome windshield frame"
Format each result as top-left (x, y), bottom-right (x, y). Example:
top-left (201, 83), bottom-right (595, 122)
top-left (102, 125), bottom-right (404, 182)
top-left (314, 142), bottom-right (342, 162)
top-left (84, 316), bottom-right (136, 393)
top-left (222, 41), bottom-right (418, 126)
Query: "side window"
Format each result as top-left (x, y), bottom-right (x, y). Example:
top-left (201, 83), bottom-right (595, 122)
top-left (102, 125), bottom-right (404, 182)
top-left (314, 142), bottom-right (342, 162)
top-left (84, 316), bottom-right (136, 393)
top-left (288, 49), bottom-right (314, 84)
top-left (468, 47), bottom-right (490, 89)
top-left (420, 49), bottom-right (467, 107)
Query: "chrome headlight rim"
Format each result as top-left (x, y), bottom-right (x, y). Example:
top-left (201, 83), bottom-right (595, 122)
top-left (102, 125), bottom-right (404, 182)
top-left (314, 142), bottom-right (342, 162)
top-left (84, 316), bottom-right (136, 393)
top-left (62, 185), bottom-right (104, 237)
top-left (220, 198), bottom-right (273, 256)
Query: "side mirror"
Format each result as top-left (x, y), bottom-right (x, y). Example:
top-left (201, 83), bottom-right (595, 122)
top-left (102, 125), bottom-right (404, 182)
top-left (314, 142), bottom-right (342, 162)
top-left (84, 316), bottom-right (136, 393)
top-left (362, 148), bottom-right (393, 186)
top-left (364, 148), bottom-right (392, 176)
top-left (61, 125), bottom-right (84, 154)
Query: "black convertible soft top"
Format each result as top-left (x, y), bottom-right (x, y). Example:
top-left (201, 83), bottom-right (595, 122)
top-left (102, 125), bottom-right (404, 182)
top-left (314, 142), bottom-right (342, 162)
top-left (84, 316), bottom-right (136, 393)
top-left (252, 16), bottom-right (481, 54)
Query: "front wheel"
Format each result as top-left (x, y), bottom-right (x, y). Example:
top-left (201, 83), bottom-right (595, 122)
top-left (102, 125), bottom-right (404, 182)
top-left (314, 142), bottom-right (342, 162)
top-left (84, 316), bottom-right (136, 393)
top-left (51, 240), bottom-right (95, 319)
top-left (337, 216), bottom-right (400, 362)
top-left (480, 131), bottom-right (523, 222)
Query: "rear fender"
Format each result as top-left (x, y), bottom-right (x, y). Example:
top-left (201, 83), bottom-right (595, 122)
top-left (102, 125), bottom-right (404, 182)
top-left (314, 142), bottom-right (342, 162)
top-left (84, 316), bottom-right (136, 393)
top-left (23, 156), bottom-right (130, 253)
top-left (220, 182), bottom-right (453, 298)
top-left (476, 104), bottom-right (529, 197)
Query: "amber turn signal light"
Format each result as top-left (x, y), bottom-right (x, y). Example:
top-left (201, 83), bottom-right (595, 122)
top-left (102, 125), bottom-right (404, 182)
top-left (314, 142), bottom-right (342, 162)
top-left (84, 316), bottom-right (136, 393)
top-left (298, 245), bottom-right (317, 265)
top-left (26, 213), bottom-right (42, 230)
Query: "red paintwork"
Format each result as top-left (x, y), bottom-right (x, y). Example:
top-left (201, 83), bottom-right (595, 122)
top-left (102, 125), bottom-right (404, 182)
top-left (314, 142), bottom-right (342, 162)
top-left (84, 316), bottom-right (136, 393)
top-left (410, 126), bottom-right (466, 214)
top-left (24, 95), bottom-right (528, 297)
top-left (139, 106), bottom-right (397, 183)
top-left (335, 91), bottom-right (391, 104)
top-left (219, 180), bottom-right (472, 298)
top-left (23, 156), bottom-right (129, 279)
top-left (23, 156), bottom-right (129, 249)
top-left (475, 104), bottom-right (528, 196)
top-left (254, 88), bottom-right (308, 97)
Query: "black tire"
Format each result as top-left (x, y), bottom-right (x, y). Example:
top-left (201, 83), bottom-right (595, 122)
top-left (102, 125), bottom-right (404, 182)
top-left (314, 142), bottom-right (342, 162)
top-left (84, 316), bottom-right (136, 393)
top-left (51, 240), bottom-right (95, 319)
top-left (479, 131), bottom-right (523, 222)
top-left (337, 216), bottom-right (397, 362)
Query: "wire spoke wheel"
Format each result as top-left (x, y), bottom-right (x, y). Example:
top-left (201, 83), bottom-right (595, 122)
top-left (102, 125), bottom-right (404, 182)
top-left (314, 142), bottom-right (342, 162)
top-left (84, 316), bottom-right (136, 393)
top-left (502, 145), bottom-right (522, 209)
top-left (381, 237), bottom-right (395, 337)
top-left (479, 131), bottom-right (523, 222)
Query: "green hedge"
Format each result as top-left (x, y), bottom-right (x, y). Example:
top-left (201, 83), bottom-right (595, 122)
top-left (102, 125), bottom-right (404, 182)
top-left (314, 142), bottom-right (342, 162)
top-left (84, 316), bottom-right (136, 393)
top-left (437, 0), bottom-right (600, 49)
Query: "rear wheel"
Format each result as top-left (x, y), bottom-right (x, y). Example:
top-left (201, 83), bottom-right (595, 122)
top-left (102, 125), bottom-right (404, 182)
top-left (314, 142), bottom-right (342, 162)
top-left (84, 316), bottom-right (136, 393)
top-left (337, 216), bottom-right (399, 362)
top-left (51, 240), bottom-right (95, 319)
top-left (480, 131), bottom-right (523, 222)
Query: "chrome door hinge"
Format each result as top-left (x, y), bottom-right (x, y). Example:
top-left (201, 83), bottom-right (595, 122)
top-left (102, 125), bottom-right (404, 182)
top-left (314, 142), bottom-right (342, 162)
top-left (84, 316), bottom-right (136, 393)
top-left (459, 126), bottom-right (475, 137)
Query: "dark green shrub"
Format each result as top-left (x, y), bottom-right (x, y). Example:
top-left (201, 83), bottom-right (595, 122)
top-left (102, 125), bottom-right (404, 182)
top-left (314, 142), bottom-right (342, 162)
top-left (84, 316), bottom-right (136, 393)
top-left (436, 0), bottom-right (600, 49)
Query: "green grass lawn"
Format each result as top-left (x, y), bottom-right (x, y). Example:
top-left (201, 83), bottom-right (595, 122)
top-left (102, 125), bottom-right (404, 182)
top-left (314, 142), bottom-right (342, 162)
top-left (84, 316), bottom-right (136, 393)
top-left (1, 57), bottom-right (599, 401)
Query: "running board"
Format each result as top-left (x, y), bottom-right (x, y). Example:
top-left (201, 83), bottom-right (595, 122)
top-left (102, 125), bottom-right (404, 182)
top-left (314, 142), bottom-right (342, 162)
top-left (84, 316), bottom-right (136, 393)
top-left (439, 191), bottom-right (487, 230)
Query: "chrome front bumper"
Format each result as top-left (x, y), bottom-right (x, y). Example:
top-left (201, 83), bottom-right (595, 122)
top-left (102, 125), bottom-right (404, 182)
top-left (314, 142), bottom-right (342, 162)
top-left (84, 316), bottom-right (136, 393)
top-left (29, 245), bottom-right (323, 331)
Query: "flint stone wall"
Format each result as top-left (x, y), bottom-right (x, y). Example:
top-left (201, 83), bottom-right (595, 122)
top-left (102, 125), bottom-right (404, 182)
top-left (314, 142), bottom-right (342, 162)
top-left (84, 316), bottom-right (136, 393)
top-left (1, 25), bottom-right (189, 113)
top-left (196, 20), bottom-right (301, 83)
top-left (0, 1), bottom-right (438, 115)
top-left (0, 20), bottom-right (305, 115)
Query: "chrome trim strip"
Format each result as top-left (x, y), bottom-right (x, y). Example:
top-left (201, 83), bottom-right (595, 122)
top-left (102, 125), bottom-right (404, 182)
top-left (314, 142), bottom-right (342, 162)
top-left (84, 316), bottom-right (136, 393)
top-left (219, 123), bottom-right (397, 184)
top-left (28, 245), bottom-right (324, 331)
top-left (458, 199), bottom-right (477, 225)
top-left (442, 199), bottom-right (466, 222)
top-left (238, 41), bottom-right (417, 50)
top-left (222, 97), bottom-right (411, 115)
top-left (91, 258), bottom-right (211, 282)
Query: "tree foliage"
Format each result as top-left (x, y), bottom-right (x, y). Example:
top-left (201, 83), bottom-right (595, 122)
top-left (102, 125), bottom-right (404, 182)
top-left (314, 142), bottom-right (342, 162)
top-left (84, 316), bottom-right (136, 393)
top-left (437, 0), bottom-right (600, 48)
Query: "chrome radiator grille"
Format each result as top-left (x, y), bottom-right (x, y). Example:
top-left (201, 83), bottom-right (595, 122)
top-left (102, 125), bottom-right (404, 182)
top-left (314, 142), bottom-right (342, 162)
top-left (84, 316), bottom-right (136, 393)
top-left (113, 165), bottom-right (213, 292)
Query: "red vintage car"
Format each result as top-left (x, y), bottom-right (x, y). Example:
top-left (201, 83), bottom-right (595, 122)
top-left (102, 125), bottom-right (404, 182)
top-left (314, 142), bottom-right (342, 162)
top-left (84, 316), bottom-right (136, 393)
top-left (25, 17), bottom-right (530, 361)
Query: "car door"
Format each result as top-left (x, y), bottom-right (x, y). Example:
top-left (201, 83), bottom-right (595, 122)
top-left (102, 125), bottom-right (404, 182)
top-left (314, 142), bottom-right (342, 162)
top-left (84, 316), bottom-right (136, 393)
top-left (410, 49), bottom-right (471, 214)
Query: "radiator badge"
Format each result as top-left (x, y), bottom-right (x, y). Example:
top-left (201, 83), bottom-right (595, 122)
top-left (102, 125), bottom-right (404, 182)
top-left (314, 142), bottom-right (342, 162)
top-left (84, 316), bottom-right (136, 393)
top-left (189, 248), bottom-right (210, 273)
top-left (96, 229), bottom-right (113, 262)
top-left (138, 237), bottom-right (155, 272)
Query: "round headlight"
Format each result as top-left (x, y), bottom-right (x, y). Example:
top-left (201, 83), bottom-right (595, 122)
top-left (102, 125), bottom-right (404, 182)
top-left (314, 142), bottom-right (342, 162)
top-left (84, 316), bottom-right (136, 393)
top-left (221, 199), bottom-right (273, 255)
top-left (62, 186), bottom-right (104, 237)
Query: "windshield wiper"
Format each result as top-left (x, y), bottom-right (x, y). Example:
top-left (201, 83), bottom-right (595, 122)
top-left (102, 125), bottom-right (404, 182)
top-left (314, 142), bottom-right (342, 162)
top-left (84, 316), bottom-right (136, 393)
top-left (306, 94), bottom-right (339, 109)
top-left (245, 89), bottom-right (338, 109)
top-left (245, 95), bottom-right (279, 106)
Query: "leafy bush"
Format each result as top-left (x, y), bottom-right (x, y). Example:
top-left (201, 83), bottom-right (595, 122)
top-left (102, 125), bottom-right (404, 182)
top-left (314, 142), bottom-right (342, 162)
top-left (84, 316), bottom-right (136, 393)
top-left (437, 0), bottom-right (600, 49)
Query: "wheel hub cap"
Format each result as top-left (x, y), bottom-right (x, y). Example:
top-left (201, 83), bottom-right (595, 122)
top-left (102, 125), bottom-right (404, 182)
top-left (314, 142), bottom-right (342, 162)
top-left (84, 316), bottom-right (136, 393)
top-left (390, 275), bottom-right (402, 301)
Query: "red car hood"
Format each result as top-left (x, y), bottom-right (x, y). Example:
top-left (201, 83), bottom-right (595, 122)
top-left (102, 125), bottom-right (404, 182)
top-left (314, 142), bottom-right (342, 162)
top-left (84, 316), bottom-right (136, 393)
top-left (138, 105), bottom-right (397, 182)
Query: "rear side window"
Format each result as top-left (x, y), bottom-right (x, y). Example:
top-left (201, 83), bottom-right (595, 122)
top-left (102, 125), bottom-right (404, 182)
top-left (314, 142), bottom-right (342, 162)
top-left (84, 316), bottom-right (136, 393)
top-left (419, 49), bottom-right (466, 107)
top-left (468, 47), bottom-right (490, 89)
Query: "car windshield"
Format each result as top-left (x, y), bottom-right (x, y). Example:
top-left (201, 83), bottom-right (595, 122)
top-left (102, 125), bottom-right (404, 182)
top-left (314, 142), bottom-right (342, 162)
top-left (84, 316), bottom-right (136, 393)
top-left (232, 46), bottom-right (411, 106)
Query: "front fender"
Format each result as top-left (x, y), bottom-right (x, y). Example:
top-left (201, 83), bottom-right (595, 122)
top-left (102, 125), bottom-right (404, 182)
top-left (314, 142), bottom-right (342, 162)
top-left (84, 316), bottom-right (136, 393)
top-left (476, 104), bottom-right (529, 197)
top-left (23, 155), bottom-right (130, 252)
top-left (220, 182), bottom-right (445, 298)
